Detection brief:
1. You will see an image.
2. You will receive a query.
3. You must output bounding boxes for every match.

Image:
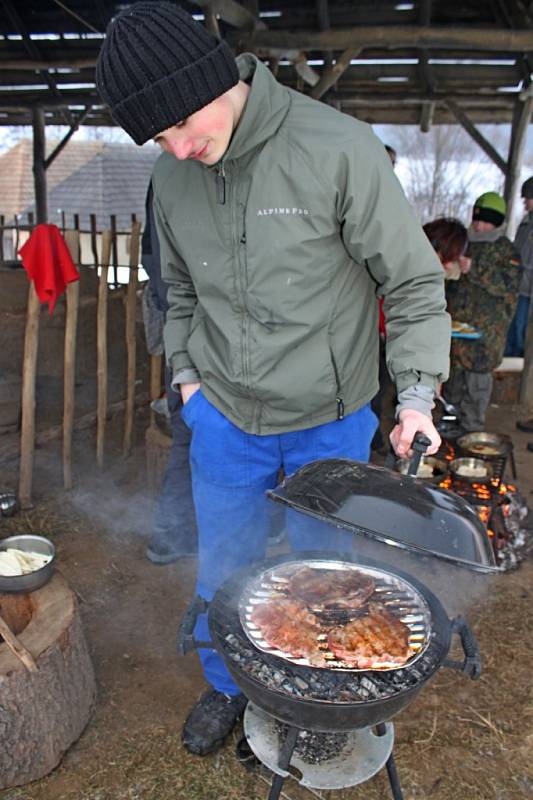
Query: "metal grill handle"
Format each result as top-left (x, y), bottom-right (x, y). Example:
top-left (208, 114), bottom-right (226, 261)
top-left (384, 432), bottom-right (432, 472)
top-left (176, 594), bottom-right (211, 655)
top-left (406, 433), bottom-right (432, 476)
top-left (443, 616), bottom-right (482, 679)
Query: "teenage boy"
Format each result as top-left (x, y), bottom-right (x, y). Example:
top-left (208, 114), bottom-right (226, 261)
top-left (445, 192), bottom-right (521, 431)
top-left (96, 1), bottom-right (450, 755)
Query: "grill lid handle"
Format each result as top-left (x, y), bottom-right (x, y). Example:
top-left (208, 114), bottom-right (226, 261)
top-left (406, 433), bottom-right (432, 476)
top-left (443, 616), bottom-right (482, 679)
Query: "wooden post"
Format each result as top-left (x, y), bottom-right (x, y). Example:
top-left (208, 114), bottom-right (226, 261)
top-left (96, 231), bottom-right (112, 468)
top-left (123, 221), bottom-right (141, 457)
top-left (18, 284), bottom-right (41, 509)
top-left (110, 215), bottom-right (118, 287)
top-left (19, 107), bottom-right (47, 509)
top-left (504, 95), bottom-right (533, 238)
top-left (32, 108), bottom-right (47, 224)
top-left (62, 231), bottom-right (80, 491)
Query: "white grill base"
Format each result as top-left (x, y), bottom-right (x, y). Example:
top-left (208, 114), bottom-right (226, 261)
top-left (243, 702), bottom-right (394, 790)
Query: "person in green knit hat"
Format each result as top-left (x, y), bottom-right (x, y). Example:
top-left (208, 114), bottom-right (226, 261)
top-left (444, 191), bottom-right (521, 431)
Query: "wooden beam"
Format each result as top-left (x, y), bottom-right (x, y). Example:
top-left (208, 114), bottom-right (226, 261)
top-left (96, 232), bottom-right (112, 469)
top-left (445, 99), bottom-right (508, 172)
top-left (506, 94), bottom-right (533, 232)
top-left (19, 105), bottom-right (47, 508)
top-left (44, 106), bottom-right (92, 169)
top-left (32, 108), bottom-right (47, 223)
top-left (62, 231), bottom-right (80, 491)
top-left (123, 222), bottom-right (141, 458)
top-left (420, 100), bottom-right (435, 132)
top-left (18, 284), bottom-right (40, 510)
top-left (310, 48), bottom-right (362, 100)
top-left (204, 4), bottom-right (221, 38)
top-left (249, 26), bottom-right (533, 52)
top-left (192, 0), bottom-right (257, 30)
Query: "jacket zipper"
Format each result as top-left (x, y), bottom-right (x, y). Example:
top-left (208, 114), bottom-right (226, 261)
top-left (216, 162), bottom-right (226, 205)
top-left (330, 349), bottom-right (344, 420)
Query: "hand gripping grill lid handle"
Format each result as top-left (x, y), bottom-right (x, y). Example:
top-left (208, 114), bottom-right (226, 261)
top-left (383, 432), bottom-right (432, 473)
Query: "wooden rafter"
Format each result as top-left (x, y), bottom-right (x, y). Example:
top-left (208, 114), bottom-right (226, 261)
top-left (310, 48), bottom-right (362, 100)
top-left (2, 0), bottom-right (73, 126)
top-left (44, 107), bottom-right (93, 169)
top-left (191, 0), bottom-right (259, 31)
top-left (248, 26), bottom-right (533, 52)
top-left (445, 98), bottom-right (507, 172)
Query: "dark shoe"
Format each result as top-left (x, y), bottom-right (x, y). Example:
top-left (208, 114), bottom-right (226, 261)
top-left (146, 535), bottom-right (196, 564)
top-left (182, 689), bottom-right (247, 756)
top-left (526, 443), bottom-right (533, 453)
top-left (517, 419), bottom-right (533, 433)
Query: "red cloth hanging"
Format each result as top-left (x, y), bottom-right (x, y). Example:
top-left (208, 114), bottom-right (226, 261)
top-left (19, 224), bottom-right (80, 315)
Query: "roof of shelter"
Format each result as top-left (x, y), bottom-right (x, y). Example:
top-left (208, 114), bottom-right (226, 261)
top-left (0, 1), bottom-right (531, 127)
top-left (0, 138), bottom-right (158, 228)
top-left (0, 138), bottom-right (104, 217)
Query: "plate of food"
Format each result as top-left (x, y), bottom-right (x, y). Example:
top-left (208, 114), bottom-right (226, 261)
top-left (239, 560), bottom-right (431, 671)
top-left (451, 321), bottom-right (482, 339)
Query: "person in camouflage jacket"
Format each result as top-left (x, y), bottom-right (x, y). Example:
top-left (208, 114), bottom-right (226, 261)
top-left (445, 192), bottom-right (521, 431)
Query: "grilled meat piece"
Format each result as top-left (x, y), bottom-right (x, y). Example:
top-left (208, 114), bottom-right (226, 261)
top-left (287, 566), bottom-right (375, 609)
top-left (327, 602), bottom-right (411, 668)
top-left (250, 599), bottom-right (324, 660)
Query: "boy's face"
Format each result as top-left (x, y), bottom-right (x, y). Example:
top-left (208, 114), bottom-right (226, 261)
top-left (471, 219), bottom-right (495, 233)
top-left (523, 196), bottom-right (533, 212)
top-left (153, 93), bottom-right (236, 165)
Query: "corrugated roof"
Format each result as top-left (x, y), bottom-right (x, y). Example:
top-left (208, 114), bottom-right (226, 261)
top-left (0, 138), bottom-right (105, 219)
top-left (0, 139), bottom-right (159, 230)
top-left (45, 142), bottom-right (159, 230)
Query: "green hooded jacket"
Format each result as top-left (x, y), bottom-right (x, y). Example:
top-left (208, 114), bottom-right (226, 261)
top-left (152, 54), bottom-right (450, 435)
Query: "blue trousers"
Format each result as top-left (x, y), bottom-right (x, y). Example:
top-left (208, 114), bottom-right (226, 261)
top-left (181, 391), bottom-right (377, 695)
top-left (505, 295), bottom-right (530, 357)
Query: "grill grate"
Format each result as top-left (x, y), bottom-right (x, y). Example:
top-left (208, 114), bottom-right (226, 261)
top-left (239, 560), bottom-right (431, 672)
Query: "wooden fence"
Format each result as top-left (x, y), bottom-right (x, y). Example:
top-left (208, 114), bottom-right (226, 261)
top-left (4, 219), bottom-right (163, 508)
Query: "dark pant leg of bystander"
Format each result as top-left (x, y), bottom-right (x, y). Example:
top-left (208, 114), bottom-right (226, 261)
top-left (444, 366), bottom-right (492, 432)
top-left (147, 377), bottom-right (197, 563)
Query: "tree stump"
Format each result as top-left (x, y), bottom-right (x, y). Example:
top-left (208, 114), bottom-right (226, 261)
top-left (0, 573), bottom-right (96, 789)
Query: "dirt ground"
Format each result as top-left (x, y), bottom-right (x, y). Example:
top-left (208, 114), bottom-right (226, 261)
top-left (0, 402), bottom-right (532, 800)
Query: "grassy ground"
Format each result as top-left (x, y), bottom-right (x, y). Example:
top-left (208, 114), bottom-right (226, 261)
top-left (0, 407), bottom-right (532, 800)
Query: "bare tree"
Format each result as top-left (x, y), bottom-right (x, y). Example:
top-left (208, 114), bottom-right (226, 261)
top-left (385, 124), bottom-right (505, 223)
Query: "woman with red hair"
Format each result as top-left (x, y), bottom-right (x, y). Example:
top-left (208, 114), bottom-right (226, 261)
top-left (423, 217), bottom-right (470, 277)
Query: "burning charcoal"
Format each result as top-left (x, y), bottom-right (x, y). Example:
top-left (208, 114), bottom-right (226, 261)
top-left (275, 721), bottom-right (348, 765)
top-left (294, 677), bottom-right (309, 691)
top-left (272, 671), bottom-right (283, 686)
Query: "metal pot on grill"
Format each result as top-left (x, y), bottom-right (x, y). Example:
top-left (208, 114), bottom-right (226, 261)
top-left (457, 432), bottom-right (512, 459)
top-left (398, 455), bottom-right (448, 483)
top-left (449, 457), bottom-right (493, 485)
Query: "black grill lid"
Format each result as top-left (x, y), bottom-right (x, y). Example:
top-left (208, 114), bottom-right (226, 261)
top-left (267, 459), bottom-right (500, 573)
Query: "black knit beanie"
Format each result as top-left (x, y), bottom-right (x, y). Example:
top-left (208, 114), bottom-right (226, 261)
top-left (96, 2), bottom-right (239, 145)
top-left (522, 176), bottom-right (533, 200)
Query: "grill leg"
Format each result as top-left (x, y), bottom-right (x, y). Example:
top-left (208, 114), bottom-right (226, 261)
top-left (385, 752), bottom-right (404, 800)
top-left (267, 725), bottom-right (299, 800)
top-left (375, 723), bottom-right (404, 800)
top-left (509, 451), bottom-right (518, 480)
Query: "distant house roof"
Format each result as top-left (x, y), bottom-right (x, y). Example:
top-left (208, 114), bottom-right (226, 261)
top-left (0, 138), bottom-right (159, 230)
